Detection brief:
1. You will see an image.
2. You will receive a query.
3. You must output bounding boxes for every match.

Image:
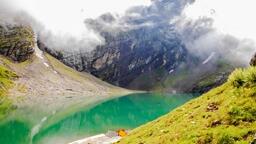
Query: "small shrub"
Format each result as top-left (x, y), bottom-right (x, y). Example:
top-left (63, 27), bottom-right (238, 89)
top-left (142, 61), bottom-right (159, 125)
top-left (197, 133), bottom-right (213, 144)
top-left (244, 67), bottom-right (256, 86)
top-left (228, 69), bottom-right (245, 88)
top-left (228, 106), bottom-right (256, 124)
top-left (218, 133), bottom-right (235, 144)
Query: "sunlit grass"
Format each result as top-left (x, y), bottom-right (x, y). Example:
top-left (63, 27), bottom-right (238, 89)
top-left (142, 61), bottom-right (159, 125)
top-left (0, 66), bottom-right (17, 120)
top-left (118, 67), bottom-right (256, 144)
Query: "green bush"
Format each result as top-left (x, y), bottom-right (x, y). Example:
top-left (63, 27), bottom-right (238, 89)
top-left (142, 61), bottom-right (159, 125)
top-left (218, 133), bottom-right (235, 144)
top-left (228, 67), bottom-right (256, 88)
top-left (197, 133), bottom-right (213, 144)
top-left (229, 106), bottom-right (256, 124)
top-left (244, 67), bottom-right (256, 86)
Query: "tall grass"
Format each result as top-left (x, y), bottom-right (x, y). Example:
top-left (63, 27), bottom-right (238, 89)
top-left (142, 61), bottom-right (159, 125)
top-left (228, 67), bottom-right (256, 88)
top-left (245, 67), bottom-right (256, 86)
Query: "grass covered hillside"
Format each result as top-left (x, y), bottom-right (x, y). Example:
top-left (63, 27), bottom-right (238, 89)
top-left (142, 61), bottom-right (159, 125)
top-left (118, 66), bottom-right (256, 144)
top-left (0, 65), bottom-right (17, 120)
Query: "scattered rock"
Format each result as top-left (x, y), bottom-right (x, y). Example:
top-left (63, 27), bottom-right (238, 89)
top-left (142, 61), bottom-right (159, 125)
top-left (210, 120), bottom-right (221, 127)
top-left (207, 102), bottom-right (219, 112)
top-left (66, 89), bottom-right (73, 91)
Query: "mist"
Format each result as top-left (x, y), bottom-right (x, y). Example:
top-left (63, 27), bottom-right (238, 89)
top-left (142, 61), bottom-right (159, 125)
top-left (176, 0), bottom-right (256, 65)
top-left (84, 0), bottom-right (255, 65)
top-left (0, 0), bottom-right (151, 53)
top-left (0, 0), bottom-right (255, 65)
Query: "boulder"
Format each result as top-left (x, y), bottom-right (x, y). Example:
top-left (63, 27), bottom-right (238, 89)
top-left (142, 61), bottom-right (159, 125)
top-left (0, 25), bottom-right (35, 62)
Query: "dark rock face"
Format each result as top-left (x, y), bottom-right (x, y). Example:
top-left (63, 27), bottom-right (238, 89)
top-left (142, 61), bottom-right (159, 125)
top-left (0, 25), bottom-right (35, 62)
top-left (250, 53), bottom-right (256, 66)
top-left (40, 25), bottom-right (188, 89)
top-left (89, 26), bottom-right (188, 88)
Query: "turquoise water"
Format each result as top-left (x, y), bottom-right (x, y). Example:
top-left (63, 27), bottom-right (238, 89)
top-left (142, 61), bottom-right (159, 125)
top-left (0, 93), bottom-right (196, 144)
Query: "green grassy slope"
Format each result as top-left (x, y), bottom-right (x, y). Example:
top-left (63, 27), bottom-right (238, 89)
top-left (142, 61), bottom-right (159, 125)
top-left (0, 65), bottom-right (17, 120)
top-left (118, 67), bottom-right (256, 144)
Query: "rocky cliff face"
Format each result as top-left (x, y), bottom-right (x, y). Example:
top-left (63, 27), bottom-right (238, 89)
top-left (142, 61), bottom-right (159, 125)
top-left (39, 24), bottom-right (189, 90)
top-left (87, 26), bottom-right (188, 88)
top-left (38, 0), bottom-right (193, 90)
top-left (0, 25), bottom-right (35, 62)
top-left (40, 21), bottom-right (231, 92)
top-left (250, 53), bottom-right (256, 66)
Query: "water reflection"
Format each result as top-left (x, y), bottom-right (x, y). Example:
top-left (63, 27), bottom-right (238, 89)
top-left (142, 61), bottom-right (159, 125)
top-left (0, 93), bottom-right (196, 144)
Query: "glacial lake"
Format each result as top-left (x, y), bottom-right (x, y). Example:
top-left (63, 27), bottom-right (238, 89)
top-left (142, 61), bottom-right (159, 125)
top-left (0, 93), bottom-right (197, 144)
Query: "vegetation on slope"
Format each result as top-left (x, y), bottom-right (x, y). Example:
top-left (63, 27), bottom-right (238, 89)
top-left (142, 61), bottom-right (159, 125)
top-left (0, 65), bottom-right (17, 120)
top-left (0, 24), bottom-right (33, 119)
top-left (152, 60), bottom-right (235, 94)
top-left (118, 66), bottom-right (256, 144)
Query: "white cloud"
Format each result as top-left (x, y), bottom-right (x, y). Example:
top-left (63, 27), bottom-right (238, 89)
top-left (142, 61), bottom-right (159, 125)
top-left (1, 0), bottom-right (150, 52)
top-left (13, 0), bottom-right (151, 37)
top-left (174, 0), bottom-right (256, 65)
top-left (184, 0), bottom-right (256, 42)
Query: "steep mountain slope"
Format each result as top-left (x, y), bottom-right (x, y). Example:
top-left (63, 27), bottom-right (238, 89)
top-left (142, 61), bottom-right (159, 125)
top-left (0, 25), bottom-right (132, 119)
top-left (40, 0), bottom-right (234, 92)
top-left (40, 22), bottom-right (190, 90)
top-left (118, 66), bottom-right (256, 143)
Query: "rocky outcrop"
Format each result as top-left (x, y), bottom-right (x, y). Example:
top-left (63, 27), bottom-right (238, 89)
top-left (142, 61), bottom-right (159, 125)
top-left (89, 26), bottom-right (188, 89)
top-left (250, 53), bottom-right (256, 66)
top-left (0, 25), bottom-right (35, 62)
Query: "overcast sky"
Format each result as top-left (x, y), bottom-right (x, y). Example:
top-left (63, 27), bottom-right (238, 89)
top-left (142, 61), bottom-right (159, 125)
top-left (3, 0), bottom-right (256, 43)
top-left (7, 0), bottom-right (151, 37)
